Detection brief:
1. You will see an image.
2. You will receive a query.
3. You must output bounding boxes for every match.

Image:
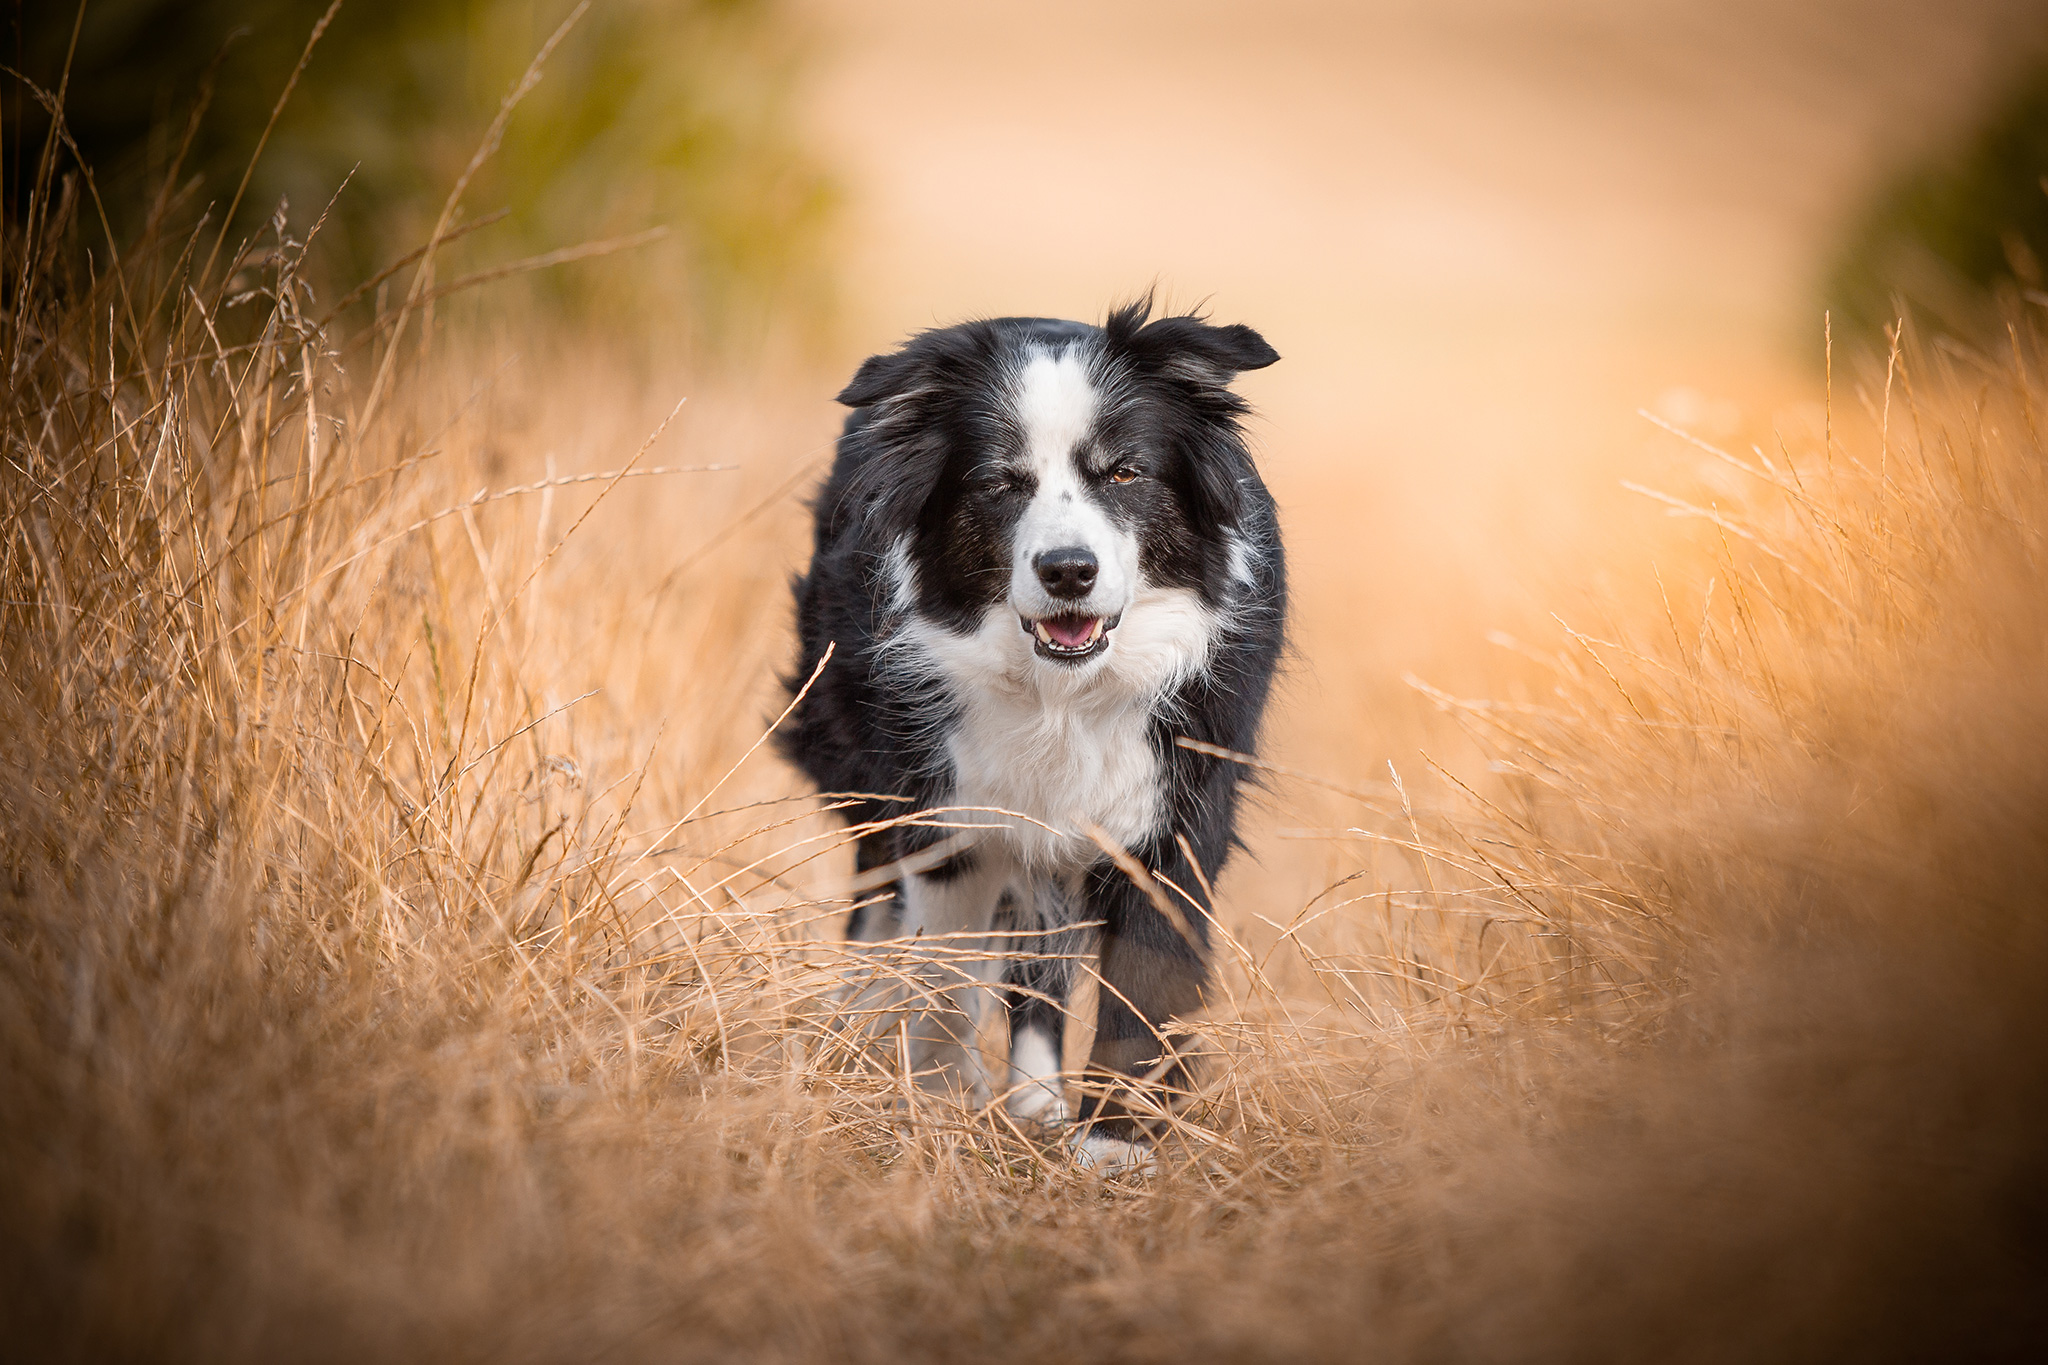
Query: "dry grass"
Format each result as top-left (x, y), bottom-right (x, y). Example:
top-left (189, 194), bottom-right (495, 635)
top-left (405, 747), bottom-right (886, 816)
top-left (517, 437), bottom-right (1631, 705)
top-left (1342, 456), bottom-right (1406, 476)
top-left (6, 84), bottom-right (2048, 1363)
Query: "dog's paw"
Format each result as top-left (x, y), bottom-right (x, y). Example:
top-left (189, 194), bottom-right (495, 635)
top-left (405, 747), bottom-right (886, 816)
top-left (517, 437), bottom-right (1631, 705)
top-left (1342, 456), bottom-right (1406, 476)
top-left (1005, 1081), bottom-right (1070, 1124)
top-left (1068, 1131), bottom-right (1157, 1178)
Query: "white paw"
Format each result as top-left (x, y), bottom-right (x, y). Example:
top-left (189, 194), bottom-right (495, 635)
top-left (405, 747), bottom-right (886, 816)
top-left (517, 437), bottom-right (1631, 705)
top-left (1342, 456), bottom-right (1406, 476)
top-left (1069, 1131), bottom-right (1157, 1178)
top-left (1006, 1079), bottom-right (1069, 1123)
top-left (1005, 1026), bottom-right (1068, 1121)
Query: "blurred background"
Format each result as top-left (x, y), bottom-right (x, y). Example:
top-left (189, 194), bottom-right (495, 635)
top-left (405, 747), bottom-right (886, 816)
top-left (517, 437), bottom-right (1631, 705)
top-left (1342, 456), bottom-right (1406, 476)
top-left (14, 0), bottom-right (2048, 822)
top-left (16, 7), bottom-right (2048, 1353)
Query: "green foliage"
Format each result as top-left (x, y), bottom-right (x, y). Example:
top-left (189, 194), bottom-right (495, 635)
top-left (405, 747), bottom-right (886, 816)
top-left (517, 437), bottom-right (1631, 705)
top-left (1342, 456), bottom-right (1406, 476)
top-left (8, 0), bottom-right (836, 338)
top-left (1826, 61), bottom-right (2048, 345)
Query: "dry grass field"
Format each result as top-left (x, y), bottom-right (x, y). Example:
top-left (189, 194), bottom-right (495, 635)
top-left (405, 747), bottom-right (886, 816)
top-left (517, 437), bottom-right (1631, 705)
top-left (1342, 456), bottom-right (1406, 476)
top-left (7, 9), bottom-right (2048, 1362)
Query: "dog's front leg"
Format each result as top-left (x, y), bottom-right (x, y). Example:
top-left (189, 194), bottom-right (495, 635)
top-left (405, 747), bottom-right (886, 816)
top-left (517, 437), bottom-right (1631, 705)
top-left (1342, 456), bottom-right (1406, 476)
top-left (1000, 871), bottom-right (1092, 1122)
top-left (1071, 838), bottom-right (1213, 1174)
top-left (885, 849), bottom-right (1012, 1107)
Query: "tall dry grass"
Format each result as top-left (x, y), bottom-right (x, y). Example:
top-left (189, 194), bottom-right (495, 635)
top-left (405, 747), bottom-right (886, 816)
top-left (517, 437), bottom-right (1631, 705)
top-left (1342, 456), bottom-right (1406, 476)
top-left (5, 72), bottom-right (2047, 1364)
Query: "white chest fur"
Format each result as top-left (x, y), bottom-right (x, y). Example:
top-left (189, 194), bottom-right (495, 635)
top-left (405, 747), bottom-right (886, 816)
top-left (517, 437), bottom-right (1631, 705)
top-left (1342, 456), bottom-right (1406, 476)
top-left (944, 673), bottom-right (1163, 864)
top-left (884, 582), bottom-right (1223, 866)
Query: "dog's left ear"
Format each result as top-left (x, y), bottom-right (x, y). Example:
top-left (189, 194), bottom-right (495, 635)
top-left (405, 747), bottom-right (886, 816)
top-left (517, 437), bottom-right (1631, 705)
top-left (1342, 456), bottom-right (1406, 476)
top-left (1105, 300), bottom-right (1275, 539)
top-left (1105, 299), bottom-right (1279, 389)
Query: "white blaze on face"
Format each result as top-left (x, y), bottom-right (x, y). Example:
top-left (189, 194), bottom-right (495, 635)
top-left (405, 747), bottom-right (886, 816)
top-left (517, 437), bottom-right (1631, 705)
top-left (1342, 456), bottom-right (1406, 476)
top-left (1007, 347), bottom-right (1139, 620)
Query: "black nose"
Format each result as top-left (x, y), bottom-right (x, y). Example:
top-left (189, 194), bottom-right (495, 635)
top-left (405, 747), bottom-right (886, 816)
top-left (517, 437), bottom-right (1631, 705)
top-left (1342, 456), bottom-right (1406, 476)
top-left (1034, 546), bottom-right (1098, 599)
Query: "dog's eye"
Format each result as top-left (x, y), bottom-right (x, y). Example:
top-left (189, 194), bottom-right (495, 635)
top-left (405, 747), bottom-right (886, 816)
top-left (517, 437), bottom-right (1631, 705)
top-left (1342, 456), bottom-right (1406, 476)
top-left (1108, 465), bottom-right (1142, 485)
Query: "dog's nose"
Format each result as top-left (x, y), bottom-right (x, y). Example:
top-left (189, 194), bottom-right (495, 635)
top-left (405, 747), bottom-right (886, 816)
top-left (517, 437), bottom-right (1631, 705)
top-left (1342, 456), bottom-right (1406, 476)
top-left (1034, 546), bottom-right (1099, 599)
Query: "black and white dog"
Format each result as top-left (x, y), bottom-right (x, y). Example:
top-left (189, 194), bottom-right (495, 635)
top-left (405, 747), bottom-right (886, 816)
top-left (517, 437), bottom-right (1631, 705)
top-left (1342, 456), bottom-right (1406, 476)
top-left (780, 299), bottom-right (1284, 1174)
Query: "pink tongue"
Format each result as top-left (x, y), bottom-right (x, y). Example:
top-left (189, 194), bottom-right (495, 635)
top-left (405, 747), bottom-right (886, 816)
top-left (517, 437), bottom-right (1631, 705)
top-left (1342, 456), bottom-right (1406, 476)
top-left (1045, 616), bottom-right (1098, 648)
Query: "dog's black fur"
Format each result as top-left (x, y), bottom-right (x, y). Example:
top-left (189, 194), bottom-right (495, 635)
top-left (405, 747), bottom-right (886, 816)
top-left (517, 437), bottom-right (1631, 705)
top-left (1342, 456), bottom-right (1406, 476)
top-left (779, 298), bottom-right (1284, 1163)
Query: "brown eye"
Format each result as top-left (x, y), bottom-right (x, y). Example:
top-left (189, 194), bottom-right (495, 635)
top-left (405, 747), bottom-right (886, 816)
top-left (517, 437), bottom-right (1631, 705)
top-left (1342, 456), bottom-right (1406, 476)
top-left (1108, 465), bottom-right (1141, 485)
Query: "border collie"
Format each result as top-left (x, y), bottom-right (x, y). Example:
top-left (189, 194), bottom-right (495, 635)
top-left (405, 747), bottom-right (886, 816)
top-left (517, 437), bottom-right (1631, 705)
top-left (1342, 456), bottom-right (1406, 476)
top-left (779, 298), bottom-right (1284, 1175)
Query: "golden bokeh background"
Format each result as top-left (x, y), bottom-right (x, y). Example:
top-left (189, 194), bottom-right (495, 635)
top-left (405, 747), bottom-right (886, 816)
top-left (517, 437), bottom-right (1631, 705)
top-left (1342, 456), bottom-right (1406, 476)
top-left (8, 3), bottom-right (2048, 1356)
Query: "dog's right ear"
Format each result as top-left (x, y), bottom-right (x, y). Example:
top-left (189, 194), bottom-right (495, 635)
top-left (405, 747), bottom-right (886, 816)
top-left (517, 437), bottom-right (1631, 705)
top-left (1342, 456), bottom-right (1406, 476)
top-left (836, 349), bottom-right (921, 407)
top-left (834, 341), bottom-right (950, 536)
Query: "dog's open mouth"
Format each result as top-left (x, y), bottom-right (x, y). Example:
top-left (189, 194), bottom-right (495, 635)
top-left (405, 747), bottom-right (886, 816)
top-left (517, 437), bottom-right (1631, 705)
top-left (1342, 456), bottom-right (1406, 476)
top-left (1021, 612), bottom-right (1119, 662)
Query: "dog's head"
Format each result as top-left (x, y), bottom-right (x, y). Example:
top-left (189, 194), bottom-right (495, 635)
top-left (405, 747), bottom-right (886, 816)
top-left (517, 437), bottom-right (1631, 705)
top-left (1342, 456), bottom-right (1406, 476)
top-left (838, 298), bottom-right (1277, 672)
